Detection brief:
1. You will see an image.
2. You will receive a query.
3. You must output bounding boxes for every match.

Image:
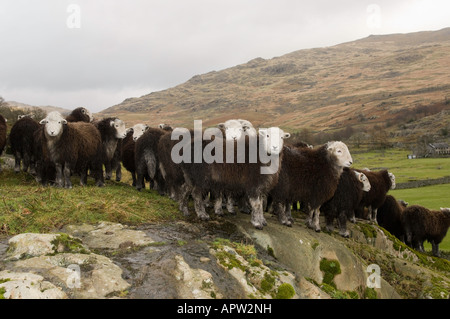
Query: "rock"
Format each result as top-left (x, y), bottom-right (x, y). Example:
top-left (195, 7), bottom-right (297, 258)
top-left (62, 221), bottom-right (155, 250)
top-left (6, 233), bottom-right (89, 260)
top-left (0, 270), bottom-right (67, 299)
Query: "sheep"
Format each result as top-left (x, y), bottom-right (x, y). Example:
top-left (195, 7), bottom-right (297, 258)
top-left (217, 119), bottom-right (256, 141)
top-left (65, 107), bottom-right (93, 123)
top-left (179, 127), bottom-right (290, 229)
top-left (269, 141), bottom-right (353, 232)
top-left (121, 124), bottom-right (150, 186)
top-left (377, 195), bottom-right (408, 241)
top-left (39, 111), bottom-right (104, 188)
top-left (8, 116), bottom-right (40, 174)
top-left (0, 114), bottom-right (7, 172)
top-left (159, 123), bottom-right (173, 132)
top-left (132, 123), bottom-right (149, 141)
top-left (134, 126), bottom-right (169, 193)
top-left (402, 205), bottom-right (450, 257)
top-left (355, 169), bottom-right (396, 223)
top-left (321, 169), bottom-right (371, 237)
top-left (94, 117), bottom-right (127, 181)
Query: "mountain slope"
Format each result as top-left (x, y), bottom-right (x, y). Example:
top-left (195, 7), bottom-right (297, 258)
top-left (101, 28), bottom-right (450, 133)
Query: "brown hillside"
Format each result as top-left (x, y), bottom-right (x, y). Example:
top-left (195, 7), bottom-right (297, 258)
top-left (101, 28), bottom-right (450, 137)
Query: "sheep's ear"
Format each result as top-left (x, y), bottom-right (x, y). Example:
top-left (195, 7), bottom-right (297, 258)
top-left (110, 120), bottom-right (115, 127)
top-left (259, 129), bottom-right (267, 137)
top-left (217, 123), bottom-right (225, 130)
top-left (145, 125), bottom-right (149, 131)
top-left (39, 119), bottom-right (47, 125)
top-left (62, 119), bottom-right (68, 125)
top-left (283, 132), bottom-right (291, 139)
top-left (243, 125), bottom-right (251, 131)
top-left (126, 128), bottom-right (133, 133)
top-left (18, 115), bottom-right (24, 120)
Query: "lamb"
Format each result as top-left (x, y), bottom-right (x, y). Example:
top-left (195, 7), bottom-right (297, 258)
top-left (65, 107), bottom-right (93, 123)
top-left (134, 126), bottom-right (169, 193)
top-left (39, 111), bottom-right (104, 188)
top-left (269, 141), bottom-right (353, 232)
top-left (180, 127), bottom-right (290, 229)
top-left (321, 169), bottom-right (371, 237)
top-left (377, 195), bottom-right (408, 241)
top-left (0, 115), bottom-right (7, 172)
top-left (355, 169), bottom-right (396, 223)
top-left (8, 115), bottom-right (40, 174)
top-left (94, 117), bottom-right (127, 181)
top-left (132, 123), bottom-right (149, 141)
top-left (402, 205), bottom-right (450, 257)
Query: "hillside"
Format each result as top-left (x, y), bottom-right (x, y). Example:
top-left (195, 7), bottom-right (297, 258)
top-left (101, 28), bottom-right (450, 140)
top-left (5, 101), bottom-right (71, 116)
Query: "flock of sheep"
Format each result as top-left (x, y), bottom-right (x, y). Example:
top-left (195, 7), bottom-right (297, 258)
top-left (0, 108), bottom-right (449, 257)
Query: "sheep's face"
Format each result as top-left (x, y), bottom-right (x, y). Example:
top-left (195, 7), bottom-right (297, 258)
top-left (81, 108), bottom-right (94, 122)
top-left (110, 119), bottom-right (127, 139)
top-left (259, 127), bottom-right (291, 156)
top-left (355, 171), bottom-right (371, 192)
top-left (327, 141), bottom-right (353, 168)
top-left (132, 124), bottom-right (149, 141)
top-left (399, 200), bottom-right (409, 208)
top-left (219, 120), bottom-right (245, 141)
top-left (388, 172), bottom-right (396, 189)
top-left (39, 111), bottom-right (67, 138)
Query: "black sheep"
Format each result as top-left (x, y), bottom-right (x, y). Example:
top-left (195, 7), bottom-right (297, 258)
top-left (8, 116), bottom-right (40, 174)
top-left (402, 205), bottom-right (450, 257)
top-left (355, 169), bottom-right (396, 222)
top-left (134, 127), bottom-right (169, 193)
top-left (377, 195), bottom-right (408, 241)
top-left (94, 117), bottom-right (127, 181)
top-left (269, 141), bottom-right (353, 231)
top-left (0, 115), bottom-right (7, 171)
top-left (66, 107), bottom-right (93, 123)
top-left (39, 111), bottom-right (104, 188)
top-left (321, 168), bottom-right (371, 237)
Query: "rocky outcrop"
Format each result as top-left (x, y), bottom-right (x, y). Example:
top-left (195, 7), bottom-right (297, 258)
top-left (0, 214), bottom-right (449, 299)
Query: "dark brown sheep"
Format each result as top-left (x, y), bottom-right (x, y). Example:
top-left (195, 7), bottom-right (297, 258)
top-left (39, 111), bottom-right (104, 188)
top-left (134, 127), bottom-right (169, 193)
top-left (377, 195), bottom-right (408, 241)
top-left (269, 141), bottom-right (353, 231)
top-left (0, 114), bottom-right (7, 171)
top-left (180, 127), bottom-right (290, 229)
top-left (94, 117), bottom-right (127, 181)
top-left (32, 125), bottom-right (56, 185)
top-left (65, 107), bottom-right (93, 123)
top-left (355, 169), bottom-right (396, 222)
top-left (402, 205), bottom-right (450, 257)
top-left (8, 116), bottom-right (40, 174)
top-left (321, 168), bottom-right (371, 237)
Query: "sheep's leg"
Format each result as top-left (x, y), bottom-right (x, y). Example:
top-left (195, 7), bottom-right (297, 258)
top-left (431, 240), bottom-right (440, 257)
top-left (131, 171), bottom-right (137, 187)
top-left (115, 164), bottom-right (122, 182)
top-left (192, 186), bottom-right (210, 221)
top-left (337, 211), bottom-right (350, 238)
top-left (249, 195), bottom-right (265, 230)
top-left (238, 196), bottom-right (251, 214)
top-left (275, 201), bottom-right (291, 227)
top-left (325, 212), bottom-right (335, 233)
top-left (226, 196), bottom-right (236, 215)
top-left (55, 163), bottom-right (64, 188)
top-left (214, 192), bottom-right (224, 216)
top-left (177, 184), bottom-right (191, 217)
top-left (371, 207), bottom-right (378, 224)
top-left (63, 163), bottom-right (72, 189)
top-left (105, 162), bottom-right (112, 180)
top-left (307, 208), bottom-right (321, 232)
top-left (285, 200), bottom-right (294, 224)
top-left (14, 153), bottom-right (21, 173)
top-left (22, 152), bottom-right (31, 173)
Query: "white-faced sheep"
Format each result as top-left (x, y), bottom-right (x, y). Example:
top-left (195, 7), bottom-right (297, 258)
top-left (180, 127), bottom-right (290, 229)
top-left (0, 114), bottom-right (7, 172)
top-left (94, 117), bottom-right (127, 181)
top-left (355, 169), bottom-right (396, 223)
top-left (8, 115), bottom-right (40, 174)
top-left (39, 111), bottom-right (104, 188)
top-left (402, 205), bottom-right (450, 257)
top-left (65, 107), bottom-right (93, 123)
top-left (217, 119), bottom-right (256, 141)
top-left (269, 141), bottom-right (353, 232)
top-left (321, 168), bottom-right (371, 237)
top-left (377, 194), bottom-right (408, 241)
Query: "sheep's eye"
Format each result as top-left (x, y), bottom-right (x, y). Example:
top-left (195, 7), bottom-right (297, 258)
top-left (58, 121), bottom-right (61, 124)
top-left (267, 135), bottom-right (269, 138)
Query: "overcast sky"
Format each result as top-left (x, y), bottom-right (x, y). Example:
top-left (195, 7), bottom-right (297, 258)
top-left (0, 0), bottom-right (449, 112)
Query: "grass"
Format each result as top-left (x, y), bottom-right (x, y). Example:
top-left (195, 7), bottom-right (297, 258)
top-left (0, 168), bottom-right (181, 236)
top-left (352, 149), bottom-right (450, 184)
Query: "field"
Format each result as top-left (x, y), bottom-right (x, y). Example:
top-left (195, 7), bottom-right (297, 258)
top-left (353, 149), bottom-right (450, 253)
